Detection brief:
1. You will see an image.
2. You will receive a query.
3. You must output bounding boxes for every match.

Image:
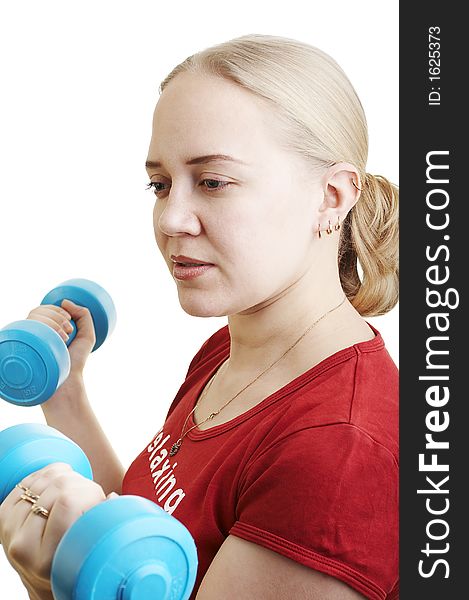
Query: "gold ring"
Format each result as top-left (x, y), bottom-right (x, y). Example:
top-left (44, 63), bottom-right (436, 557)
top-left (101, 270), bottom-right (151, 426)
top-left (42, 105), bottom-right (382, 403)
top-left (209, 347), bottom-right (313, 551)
top-left (30, 504), bottom-right (50, 519)
top-left (16, 484), bottom-right (40, 501)
top-left (20, 493), bottom-right (38, 505)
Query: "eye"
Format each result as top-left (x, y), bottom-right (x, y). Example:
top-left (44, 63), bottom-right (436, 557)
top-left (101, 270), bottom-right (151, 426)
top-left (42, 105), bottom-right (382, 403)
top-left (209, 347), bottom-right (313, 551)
top-left (145, 179), bottom-right (233, 197)
top-left (200, 178), bottom-right (233, 192)
top-left (145, 181), bottom-right (168, 196)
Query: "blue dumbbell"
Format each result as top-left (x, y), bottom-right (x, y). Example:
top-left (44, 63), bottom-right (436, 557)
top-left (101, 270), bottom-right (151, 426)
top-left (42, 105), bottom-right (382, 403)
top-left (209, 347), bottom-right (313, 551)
top-left (0, 423), bottom-right (198, 600)
top-left (0, 279), bottom-right (117, 406)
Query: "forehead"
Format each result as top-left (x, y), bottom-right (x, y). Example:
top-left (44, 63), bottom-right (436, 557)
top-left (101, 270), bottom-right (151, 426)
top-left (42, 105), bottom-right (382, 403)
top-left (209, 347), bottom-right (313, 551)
top-left (154, 71), bottom-right (270, 126)
top-left (149, 72), bottom-right (281, 163)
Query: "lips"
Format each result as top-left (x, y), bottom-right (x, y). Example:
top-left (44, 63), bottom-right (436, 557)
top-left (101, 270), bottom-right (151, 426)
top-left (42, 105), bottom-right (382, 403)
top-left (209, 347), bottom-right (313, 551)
top-left (170, 254), bottom-right (214, 266)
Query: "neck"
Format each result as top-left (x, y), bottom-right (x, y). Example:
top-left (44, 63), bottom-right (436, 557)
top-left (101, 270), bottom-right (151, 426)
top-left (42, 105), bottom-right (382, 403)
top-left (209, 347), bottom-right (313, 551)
top-left (225, 263), bottom-right (355, 374)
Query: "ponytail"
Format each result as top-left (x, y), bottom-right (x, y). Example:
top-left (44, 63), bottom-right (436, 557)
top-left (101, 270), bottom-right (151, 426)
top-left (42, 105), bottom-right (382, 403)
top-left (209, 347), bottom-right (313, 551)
top-left (339, 174), bottom-right (399, 317)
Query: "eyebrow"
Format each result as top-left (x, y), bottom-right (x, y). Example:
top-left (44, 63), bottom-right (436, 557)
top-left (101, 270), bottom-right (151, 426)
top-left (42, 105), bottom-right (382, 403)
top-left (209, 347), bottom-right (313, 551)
top-left (145, 154), bottom-right (248, 169)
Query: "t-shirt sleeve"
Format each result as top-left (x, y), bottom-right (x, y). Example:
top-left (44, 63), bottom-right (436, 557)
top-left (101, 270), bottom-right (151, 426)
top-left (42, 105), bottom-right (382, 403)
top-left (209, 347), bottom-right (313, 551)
top-left (229, 424), bottom-right (398, 600)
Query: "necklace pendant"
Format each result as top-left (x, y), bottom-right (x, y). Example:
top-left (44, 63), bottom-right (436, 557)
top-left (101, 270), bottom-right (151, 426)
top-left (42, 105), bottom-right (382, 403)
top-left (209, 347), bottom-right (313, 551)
top-left (169, 440), bottom-right (182, 457)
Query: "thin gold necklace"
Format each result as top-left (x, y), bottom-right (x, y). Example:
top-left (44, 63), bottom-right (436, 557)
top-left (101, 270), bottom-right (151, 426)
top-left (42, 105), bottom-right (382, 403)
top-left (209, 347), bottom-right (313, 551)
top-left (169, 295), bottom-right (347, 457)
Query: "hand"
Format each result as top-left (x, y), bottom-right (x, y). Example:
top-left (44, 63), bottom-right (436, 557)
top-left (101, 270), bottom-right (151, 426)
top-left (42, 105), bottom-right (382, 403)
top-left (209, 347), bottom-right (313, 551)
top-left (0, 463), bottom-right (109, 596)
top-left (26, 300), bottom-right (96, 376)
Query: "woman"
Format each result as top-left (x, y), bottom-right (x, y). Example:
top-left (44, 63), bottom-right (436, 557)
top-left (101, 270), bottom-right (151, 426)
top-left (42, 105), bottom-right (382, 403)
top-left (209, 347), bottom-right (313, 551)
top-left (0, 34), bottom-right (398, 599)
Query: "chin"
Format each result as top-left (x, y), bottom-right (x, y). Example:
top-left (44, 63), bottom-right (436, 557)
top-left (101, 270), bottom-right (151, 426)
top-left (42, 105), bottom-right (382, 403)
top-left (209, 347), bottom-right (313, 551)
top-left (180, 305), bottom-right (217, 318)
top-left (177, 293), bottom-right (228, 318)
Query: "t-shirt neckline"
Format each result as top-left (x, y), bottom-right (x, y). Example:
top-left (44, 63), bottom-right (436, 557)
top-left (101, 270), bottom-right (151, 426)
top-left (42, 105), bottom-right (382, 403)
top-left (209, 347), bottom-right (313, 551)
top-left (186, 321), bottom-right (383, 440)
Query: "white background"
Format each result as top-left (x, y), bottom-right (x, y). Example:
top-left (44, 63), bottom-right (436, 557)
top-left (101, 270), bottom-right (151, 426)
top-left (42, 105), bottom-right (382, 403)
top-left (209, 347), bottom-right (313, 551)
top-left (0, 1), bottom-right (398, 595)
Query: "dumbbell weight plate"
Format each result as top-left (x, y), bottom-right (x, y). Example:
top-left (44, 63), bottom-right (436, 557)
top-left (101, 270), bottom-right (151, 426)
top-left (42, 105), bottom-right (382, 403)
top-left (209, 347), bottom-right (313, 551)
top-left (0, 423), bottom-right (93, 504)
top-left (0, 321), bottom-right (70, 406)
top-left (41, 278), bottom-right (117, 352)
top-left (52, 495), bottom-right (198, 600)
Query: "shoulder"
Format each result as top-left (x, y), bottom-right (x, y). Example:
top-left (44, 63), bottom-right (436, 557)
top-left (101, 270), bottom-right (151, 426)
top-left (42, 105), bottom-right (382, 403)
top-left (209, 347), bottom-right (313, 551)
top-left (241, 422), bottom-right (398, 493)
top-left (247, 331), bottom-right (398, 465)
top-left (349, 327), bottom-right (399, 459)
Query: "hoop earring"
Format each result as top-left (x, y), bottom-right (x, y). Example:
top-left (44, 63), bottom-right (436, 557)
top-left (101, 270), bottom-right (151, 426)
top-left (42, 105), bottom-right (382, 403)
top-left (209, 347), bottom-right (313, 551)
top-left (351, 179), bottom-right (362, 191)
top-left (317, 223), bottom-right (322, 239)
top-left (334, 216), bottom-right (341, 231)
top-left (326, 219), bottom-right (333, 235)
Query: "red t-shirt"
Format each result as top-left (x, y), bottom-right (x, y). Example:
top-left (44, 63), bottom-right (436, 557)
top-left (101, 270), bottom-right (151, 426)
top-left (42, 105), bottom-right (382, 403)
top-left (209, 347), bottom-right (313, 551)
top-left (122, 322), bottom-right (399, 599)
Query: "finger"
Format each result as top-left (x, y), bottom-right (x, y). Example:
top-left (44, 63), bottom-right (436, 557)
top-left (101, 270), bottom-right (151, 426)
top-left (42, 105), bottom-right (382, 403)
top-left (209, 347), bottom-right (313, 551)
top-left (1, 463), bottom-right (72, 516)
top-left (28, 305), bottom-right (73, 322)
top-left (29, 476), bottom-right (106, 554)
top-left (26, 314), bottom-right (71, 343)
top-left (16, 463), bottom-right (74, 504)
top-left (0, 464), bottom-right (73, 545)
top-left (36, 306), bottom-right (74, 329)
top-left (8, 473), bottom-right (104, 581)
top-left (13, 469), bottom-right (93, 537)
top-left (31, 307), bottom-right (74, 336)
top-left (11, 463), bottom-right (74, 514)
top-left (0, 487), bottom-right (38, 546)
top-left (60, 300), bottom-right (96, 343)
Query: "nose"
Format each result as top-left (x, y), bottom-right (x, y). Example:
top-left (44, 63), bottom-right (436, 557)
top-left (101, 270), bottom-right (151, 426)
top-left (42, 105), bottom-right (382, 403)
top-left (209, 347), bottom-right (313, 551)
top-left (155, 186), bottom-right (202, 237)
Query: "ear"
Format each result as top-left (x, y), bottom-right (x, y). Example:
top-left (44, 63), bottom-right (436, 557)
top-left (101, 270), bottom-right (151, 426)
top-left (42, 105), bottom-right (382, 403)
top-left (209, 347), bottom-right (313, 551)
top-left (318, 162), bottom-right (362, 219)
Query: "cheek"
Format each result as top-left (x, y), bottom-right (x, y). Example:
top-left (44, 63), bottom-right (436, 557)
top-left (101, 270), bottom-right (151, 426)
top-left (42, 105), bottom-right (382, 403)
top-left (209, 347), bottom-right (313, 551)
top-left (217, 215), bottom-right (294, 286)
top-left (231, 205), bottom-right (312, 290)
top-left (154, 231), bottom-right (165, 256)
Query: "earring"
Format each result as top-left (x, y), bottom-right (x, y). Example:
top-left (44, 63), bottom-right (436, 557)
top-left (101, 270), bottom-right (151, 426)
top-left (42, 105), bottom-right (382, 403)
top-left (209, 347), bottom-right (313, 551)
top-left (317, 223), bottom-right (321, 239)
top-left (351, 179), bottom-right (362, 191)
top-left (326, 219), bottom-right (333, 235)
top-left (334, 216), bottom-right (341, 231)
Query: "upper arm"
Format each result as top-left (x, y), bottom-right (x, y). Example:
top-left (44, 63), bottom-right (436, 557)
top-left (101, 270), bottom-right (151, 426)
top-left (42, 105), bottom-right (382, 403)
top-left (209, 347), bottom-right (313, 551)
top-left (196, 535), bottom-right (366, 600)
top-left (227, 426), bottom-right (398, 598)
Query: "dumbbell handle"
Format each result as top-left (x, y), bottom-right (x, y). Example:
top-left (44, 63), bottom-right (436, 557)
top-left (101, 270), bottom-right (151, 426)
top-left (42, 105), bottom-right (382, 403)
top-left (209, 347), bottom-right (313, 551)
top-left (40, 278), bottom-right (117, 352)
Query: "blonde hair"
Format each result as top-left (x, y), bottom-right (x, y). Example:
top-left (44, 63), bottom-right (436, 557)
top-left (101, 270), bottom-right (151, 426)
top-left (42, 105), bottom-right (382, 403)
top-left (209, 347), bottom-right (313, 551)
top-left (159, 34), bottom-right (399, 317)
